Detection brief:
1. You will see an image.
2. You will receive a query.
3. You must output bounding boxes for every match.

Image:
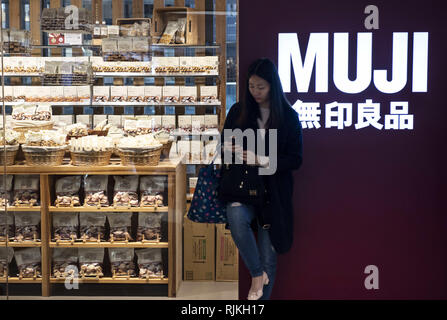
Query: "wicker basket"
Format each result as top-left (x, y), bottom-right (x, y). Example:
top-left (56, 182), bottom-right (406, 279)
top-left (22, 145), bottom-right (67, 166)
top-left (88, 129), bottom-right (109, 136)
top-left (117, 146), bottom-right (162, 166)
top-left (0, 145), bottom-right (19, 166)
top-left (13, 123), bottom-right (54, 144)
top-left (160, 140), bottom-right (173, 159)
top-left (71, 149), bottom-right (113, 166)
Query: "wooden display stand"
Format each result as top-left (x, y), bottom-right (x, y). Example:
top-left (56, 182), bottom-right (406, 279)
top-left (0, 0), bottom-right (229, 299)
top-left (0, 158), bottom-right (186, 298)
top-left (152, 7), bottom-right (200, 45)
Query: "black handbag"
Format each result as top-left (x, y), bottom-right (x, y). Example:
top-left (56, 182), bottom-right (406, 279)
top-left (218, 164), bottom-right (267, 206)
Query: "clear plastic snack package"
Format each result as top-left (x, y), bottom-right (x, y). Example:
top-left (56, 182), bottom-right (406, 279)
top-left (66, 123), bottom-right (89, 138)
top-left (109, 248), bottom-right (136, 278)
top-left (14, 247), bottom-right (41, 278)
top-left (200, 86), bottom-right (219, 103)
top-left (79, 212), bottom-right (106, 242)
top-left (113, 176), bottom-right (139, 207)
top-left (137, 212), bottom-right (162, 242)
top-left (174, 18), bottom-right (187, 44)
top-left (52, 212), bottom-right (79, 242)
top-left (55, 176), bottom-right (81, 207)
top-left (13, 175), bottom-right (40, 207)
top-left (140, 176), bottom-right (166, 207)
top-left (127, 86), bottom-right (145, 103)
top-left (12, 104), bottom-right (35, 120)
top-left (0, 212), bottom-right (14, 242)
top-left (0, 247), bottom-right (14, 277)
top-left (178, 115), bottom-right (192, 134)
top-left (107, 212), bottom-right (133, 242)
top-left (0, 175), bottom-right (14, 207)
top-left (144, 86), bottom-right (162, 103)
top-left (158, 20), bottom-right (178, 45)
top-left (180, 86), bottom-right (197, 103)
top-left (93, 86), bottom-right (110, 102)
top-left (135, 248), bottom-right (163, 279)
top-left (110, 86), bottom-right (127, 102)
top-left (14, 211), bottom-right (41, 242)
top-left (162, 86), bottom-right (180, 103)
top-left (0, 130), bottom-right (20, 147)
top-left (84, 175), bottom-right (109, 207)
top-left (52, 248), bottom-right (78, 279)
top-left (78, 248), bottom-right (104, 278)
top-left (33, 105), bottom-right (52, 121)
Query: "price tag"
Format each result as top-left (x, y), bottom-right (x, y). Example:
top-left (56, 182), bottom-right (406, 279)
top-left (64, 33), bottom-right (83, 45)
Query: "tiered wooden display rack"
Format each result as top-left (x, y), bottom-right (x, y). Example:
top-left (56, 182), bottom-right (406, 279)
top-left (1, 0), bottom-right (229, 299)
top-left (0, 157), bottom-right (186, 297)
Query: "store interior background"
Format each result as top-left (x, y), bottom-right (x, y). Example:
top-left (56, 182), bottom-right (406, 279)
top-left (0, 0), bottom-right (237, 111)
top-left (0, 0), bottom-right (239, 299)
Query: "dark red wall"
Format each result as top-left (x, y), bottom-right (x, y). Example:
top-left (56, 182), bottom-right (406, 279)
top-left (239, 0), bottom-right (447, 299)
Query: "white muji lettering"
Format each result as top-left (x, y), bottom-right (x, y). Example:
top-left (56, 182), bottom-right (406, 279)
top-left (412, 32), bottom-right (429, 93)
top-left (278, 32), bottom-right (429, 94)
top-left (333, 33), bottom-right (372, 94)
top-left (278, 33), bottom-right (329, 93)
top-left (364, 265), bottom-right (379, 290)
top-left (373, 32), bottom-right (408, 94)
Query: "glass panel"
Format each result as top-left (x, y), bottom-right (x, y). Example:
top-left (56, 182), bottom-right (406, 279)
top-left (0, 0), bottom-right (238, 300)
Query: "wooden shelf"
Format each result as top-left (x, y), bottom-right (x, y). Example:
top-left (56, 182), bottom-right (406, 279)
top-left (50, 277), bottom-right (168, 284)
top-left (49, 241), bottom-right (168, 248)
top-left (151, 44), bottom-right (220, 49)
top-left (50, 206), bottom-right (169, 213)
top-left (95, 72), bottom-right (218, 78)
top-left (0, 241), bottom-right (41, 248)
top-left (2, 157), bottom-right (184, 175)
top-left (42, 29), bottom-right (91, 34)
top-left (0, 206), bottom-right (41, 212)
top-left (1, 101), bottom-right (222, 107)
top-left (0, 277), bottom-right (42, 283)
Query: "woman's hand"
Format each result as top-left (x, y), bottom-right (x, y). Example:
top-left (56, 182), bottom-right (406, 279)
top-left (241, 149), bottom-right (259, 165)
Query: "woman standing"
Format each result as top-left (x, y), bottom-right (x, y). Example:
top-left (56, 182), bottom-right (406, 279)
top-left (219, 58), bottom-right (303, 300)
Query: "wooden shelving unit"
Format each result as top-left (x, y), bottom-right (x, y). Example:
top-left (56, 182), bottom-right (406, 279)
top-left (49, 242), bottom-right (169, 248)
top-left (1, 0), bottom-right (229, 299)
top-left (0, 242), bottom-right (42, 248)
top-left (49, 277), bottom-right (168, 284)
top-left (1, 157), bottom-right (186, 297)
top-left (0, 277), bottom-right (43, 284)
top-left (49, 206), bottom-right (169, 212)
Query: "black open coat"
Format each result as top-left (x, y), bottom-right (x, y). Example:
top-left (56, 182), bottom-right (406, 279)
top-left (220, 103), bottom-right (303, 254)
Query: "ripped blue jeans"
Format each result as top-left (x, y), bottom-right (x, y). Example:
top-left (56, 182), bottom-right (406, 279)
top-left (226, 202), bottom-right (277, 300)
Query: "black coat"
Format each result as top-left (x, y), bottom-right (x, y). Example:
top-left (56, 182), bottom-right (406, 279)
top-left (220, 103), bottom-right (303, 254)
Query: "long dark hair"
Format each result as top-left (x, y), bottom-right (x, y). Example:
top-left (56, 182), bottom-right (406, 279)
top-left (237, 58), bottom-right (291, 129)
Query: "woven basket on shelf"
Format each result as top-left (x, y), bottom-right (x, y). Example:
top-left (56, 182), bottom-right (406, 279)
top-left (0, 145), bottom-right (19, 166)
top-left (70, 149), bottom-right (113, 166)
top-left (160, 140), bottom-right (173, 159)
top-left (22, 146), bottom-right (66, 166)
top-left (13, 123), bottom-right (54, 144)
top-left (117, 146), bottom-right (162, 166)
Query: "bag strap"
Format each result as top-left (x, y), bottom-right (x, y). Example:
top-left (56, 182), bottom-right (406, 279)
top-left (209, 151), bottom-right (219, 165)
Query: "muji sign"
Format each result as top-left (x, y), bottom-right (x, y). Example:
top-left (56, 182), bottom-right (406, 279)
top-left (277, 8), bottom-right (430, 131)
top-left (278, 32), bottom-right (429, 94)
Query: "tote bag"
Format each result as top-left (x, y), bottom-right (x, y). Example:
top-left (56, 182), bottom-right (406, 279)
top-left (187, 156), bottom-right (227, 224)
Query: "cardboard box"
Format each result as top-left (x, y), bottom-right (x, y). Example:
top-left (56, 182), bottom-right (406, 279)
top-left (183, 216), bottom-right (215, 281)
top-left (153, 7), bottom-right (199, 45)
top-left (215, 224), bottom-right (239, 281)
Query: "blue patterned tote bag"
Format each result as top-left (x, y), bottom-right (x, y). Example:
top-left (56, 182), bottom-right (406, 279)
top-left (187, 156), bottom-right (227, 224)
